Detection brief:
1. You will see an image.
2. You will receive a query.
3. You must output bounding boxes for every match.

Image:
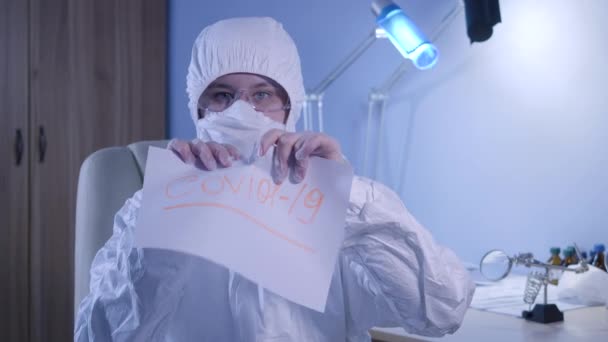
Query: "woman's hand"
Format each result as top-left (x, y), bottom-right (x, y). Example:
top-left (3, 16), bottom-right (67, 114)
top-left (168, 138), bottom-right (240, 170)
top-left (260, 130), bottom-right (344, 184)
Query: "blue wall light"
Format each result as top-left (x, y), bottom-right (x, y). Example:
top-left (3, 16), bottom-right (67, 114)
top-left (372, 0), bottom-right (439, 70)
top-left (304, 0), bottom-right (437, 132)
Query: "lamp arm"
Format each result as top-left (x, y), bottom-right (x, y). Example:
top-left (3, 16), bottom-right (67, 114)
top-left (310, 29), bottom-right (378, 95)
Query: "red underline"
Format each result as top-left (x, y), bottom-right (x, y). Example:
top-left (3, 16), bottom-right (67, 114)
top-left (163, 202), bottom-right (315, 253)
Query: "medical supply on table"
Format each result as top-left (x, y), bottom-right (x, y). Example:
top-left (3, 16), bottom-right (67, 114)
top-left (580, 250), bottom-right (588, 263)
top-left (547, 247), bottom-right (562, 285)
top-left (480, 244), bottom-right (589, 324)
top-left (562, 246), bottom-right (577, 267)
top-left (547, 247), bottom-right (561, 265)
top-left (523, 272), bottom-right (545, 305)
top-left (557, 262), bottom-right (608, 306)
top-left (591, 243), bottom-right (606, 271)
top-left (589, 249), bottom-right (597, 264)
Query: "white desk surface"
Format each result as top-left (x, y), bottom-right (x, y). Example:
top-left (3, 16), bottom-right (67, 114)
top-left (371, 306), bottom-right (608, 342)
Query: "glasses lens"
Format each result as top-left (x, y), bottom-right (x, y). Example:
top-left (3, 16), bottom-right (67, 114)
top-left (200, 91), bottom-right (233, 112)
top-left (248, 90), bottom-right (287, 112)
top-left (200, 89), bottom-right (288, 113)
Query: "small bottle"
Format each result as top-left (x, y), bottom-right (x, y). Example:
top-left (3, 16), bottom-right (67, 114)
top-left (592, 244), bottom-right (606, 272)
top-left (547, 247), bottom-right (562, 264)
top-left (570, 246), bottom-right (579, 264)
top-left (562, 246), bottom-right (577, 266)
top-left (547, 247), bottom-right (562, 285)
top-left (580, 251), bottom-right (588, 263)
top-left (589, 250), bottom-right (597, 264)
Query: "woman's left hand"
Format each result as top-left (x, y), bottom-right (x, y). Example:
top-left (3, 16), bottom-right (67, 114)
top-left (260, 129), bottom-right (345, 184)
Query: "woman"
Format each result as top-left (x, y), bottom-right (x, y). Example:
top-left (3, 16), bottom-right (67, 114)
top-left (75, 17), bottom-right (474, 342)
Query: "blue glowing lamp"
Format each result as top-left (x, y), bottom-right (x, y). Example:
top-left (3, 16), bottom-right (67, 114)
top-left (372, 0), bottom-right (438, 70)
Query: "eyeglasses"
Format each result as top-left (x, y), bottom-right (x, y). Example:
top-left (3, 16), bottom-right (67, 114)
top-left (199, 88), bottom-right (291, 113)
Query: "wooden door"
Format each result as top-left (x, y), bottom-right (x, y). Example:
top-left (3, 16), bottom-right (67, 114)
top-left (28, 0), bottom-right (166, 340)
top-left (28, 0), bottom-right (72, 340)
top-left (0, 0), bottom-right (31, 341)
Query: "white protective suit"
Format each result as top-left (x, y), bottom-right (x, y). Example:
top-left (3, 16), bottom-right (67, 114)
top-left (74, 17), bottom-right (475, 341)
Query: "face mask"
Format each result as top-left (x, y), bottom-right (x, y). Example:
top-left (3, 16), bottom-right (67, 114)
top-left (196, 100), bottom-right (285, 163)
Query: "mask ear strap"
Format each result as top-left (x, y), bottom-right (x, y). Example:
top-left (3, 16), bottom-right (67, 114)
top-left (282, 101), bottom-right (292, 124)
top-left (197, 91), bottom-right (206, 119)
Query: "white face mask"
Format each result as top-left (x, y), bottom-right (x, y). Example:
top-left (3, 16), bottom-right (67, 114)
top-left (196, 100), bottom-right (285, 163)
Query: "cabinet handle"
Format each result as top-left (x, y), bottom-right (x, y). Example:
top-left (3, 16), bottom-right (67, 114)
top-left (15, 129), bottom-right (24, 166)
top-left (39, 126), bottom-right (47, 163)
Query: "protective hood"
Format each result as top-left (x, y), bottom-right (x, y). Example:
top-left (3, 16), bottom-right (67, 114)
top-left (186, 17), bottom-right (306, 132)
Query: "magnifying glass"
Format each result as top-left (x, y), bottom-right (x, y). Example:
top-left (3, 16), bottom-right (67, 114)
top-left (479, 249), bottom-right (513, 281)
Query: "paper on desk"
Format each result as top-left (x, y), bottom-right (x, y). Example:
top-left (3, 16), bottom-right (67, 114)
top-left (470, 275), bottom-right (588, 317)
top-left (135, 147), bottom-right (353, 312)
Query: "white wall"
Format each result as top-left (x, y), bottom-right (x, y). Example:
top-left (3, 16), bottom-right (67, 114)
top-left (376, 0), bottom-right (608, 263)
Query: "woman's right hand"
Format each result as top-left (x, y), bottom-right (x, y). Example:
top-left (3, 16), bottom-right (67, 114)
top-left (167, 138), bottom-right (240, 170)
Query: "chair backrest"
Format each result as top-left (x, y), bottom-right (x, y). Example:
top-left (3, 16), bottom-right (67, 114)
top-left (74, 140), bottom-right (168, 314)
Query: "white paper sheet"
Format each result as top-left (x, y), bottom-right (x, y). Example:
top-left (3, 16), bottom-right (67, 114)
top-left (135, 147), bottom-right (354, 312)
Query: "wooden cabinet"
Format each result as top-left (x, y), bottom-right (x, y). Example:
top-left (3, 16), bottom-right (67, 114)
top-left (1, 0), bottom-right (166, 341)
top-left (1, 1), bottom-right (30, 341)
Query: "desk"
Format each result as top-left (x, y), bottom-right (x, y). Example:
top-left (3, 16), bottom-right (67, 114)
top-left (371, 306), bottom-right (608, 342)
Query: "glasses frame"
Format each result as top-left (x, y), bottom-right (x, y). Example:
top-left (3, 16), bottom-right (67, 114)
top-left (199, 89), bottom-right (291, 114)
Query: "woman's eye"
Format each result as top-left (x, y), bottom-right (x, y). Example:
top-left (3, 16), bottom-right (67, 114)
top-left (213, 92), bottom-right (234, 102)
top-left (253, 91), bottom-right (272, 101)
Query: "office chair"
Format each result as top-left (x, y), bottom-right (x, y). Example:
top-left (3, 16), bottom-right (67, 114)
top-left (73, 140), bottom-right (169, 315)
